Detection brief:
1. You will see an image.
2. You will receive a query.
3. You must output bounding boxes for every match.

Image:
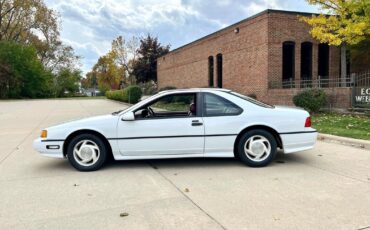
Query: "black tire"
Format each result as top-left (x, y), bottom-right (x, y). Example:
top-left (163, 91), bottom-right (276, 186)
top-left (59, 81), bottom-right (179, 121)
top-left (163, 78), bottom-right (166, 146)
top-left (67, 134), bottom-right (108, 171)
top-left (237, 129), bottom-right (277, 167)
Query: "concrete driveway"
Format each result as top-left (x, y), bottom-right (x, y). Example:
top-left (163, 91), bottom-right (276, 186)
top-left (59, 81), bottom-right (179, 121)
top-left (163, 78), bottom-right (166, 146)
top-left (0, 99), bottom-right (369, 230)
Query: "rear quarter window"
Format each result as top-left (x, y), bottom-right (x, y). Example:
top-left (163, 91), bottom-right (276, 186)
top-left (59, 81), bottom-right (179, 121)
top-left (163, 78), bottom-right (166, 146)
top-left (203, 93), bottom-right (243, 116)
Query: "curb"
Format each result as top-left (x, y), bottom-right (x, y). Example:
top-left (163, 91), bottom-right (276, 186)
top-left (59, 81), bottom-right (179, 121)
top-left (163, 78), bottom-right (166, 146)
top-left (318, 133), bottom-right (370, 150)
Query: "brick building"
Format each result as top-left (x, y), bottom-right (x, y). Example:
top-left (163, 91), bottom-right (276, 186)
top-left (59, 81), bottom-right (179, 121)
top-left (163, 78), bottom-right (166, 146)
top-left (157, 9), bottom-right (353, 108)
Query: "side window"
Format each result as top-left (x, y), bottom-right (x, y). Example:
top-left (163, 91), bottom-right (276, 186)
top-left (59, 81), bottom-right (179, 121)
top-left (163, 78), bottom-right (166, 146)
top-left (135, 93), bottom-right (197, 119)
top-left (203, 93), bottom-right (242, 116)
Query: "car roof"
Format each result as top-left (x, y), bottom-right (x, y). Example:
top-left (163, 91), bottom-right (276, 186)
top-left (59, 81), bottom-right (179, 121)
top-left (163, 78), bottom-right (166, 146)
top-left (159, 88), bottom-right (232, 94)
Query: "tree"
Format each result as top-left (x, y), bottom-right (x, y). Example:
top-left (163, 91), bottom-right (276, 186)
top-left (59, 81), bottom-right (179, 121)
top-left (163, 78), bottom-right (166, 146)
top-left (0, 0), bottom-right (82, 98)
top-left (301, 0), bottom-right (370, 83)
top-left (0, 0), bottom-right (80, 72)
top-left (0, 0), bottom-right (55, 41)
top-left (54, 68), bottom-right (82, 97)
top-left (0, 41), bottom-right (52, 98)
top-left (109, 35), bottom-right (139, 84)
top-left (350, 37), bottom-right (370, 72)
top-left (81, 72), bottom-right (94, 89)
top-left (132, 34), bottom-right (170, 83)
top-left (91, 54), bottom-right (124, 93)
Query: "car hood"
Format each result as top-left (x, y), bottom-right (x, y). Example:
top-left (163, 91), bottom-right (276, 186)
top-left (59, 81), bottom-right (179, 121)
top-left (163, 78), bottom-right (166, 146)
top-left (47, 114), bottom-right (118, 130)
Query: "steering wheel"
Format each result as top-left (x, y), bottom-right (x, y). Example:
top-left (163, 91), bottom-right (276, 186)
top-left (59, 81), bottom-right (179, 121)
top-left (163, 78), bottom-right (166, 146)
top-left (147, 107), bottom-right (155, 117)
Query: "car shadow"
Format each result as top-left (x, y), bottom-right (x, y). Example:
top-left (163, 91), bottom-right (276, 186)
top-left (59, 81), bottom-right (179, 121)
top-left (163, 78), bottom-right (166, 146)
top-left (104, 151), bottom-right (311, 170)
top-left (107, 157), bottom-right (242, 170)
top-left (35, 151), bottom-right (312, 172)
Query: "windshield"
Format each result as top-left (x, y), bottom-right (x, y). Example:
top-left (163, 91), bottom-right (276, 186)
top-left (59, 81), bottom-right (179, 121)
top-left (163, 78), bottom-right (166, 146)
top-left (111, 93), bottom-right (160, 115)
top-left (229, 92), bottom-right (274, 108)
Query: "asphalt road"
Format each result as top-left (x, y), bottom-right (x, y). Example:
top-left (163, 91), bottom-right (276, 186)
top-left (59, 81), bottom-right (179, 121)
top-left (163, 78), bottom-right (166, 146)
top-left (0, 99), bottom-right (369, 230)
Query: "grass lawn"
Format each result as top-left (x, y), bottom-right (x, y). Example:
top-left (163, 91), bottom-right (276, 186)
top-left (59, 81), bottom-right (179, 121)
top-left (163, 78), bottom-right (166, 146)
top-left (311, 113), bottom-right (370, 140)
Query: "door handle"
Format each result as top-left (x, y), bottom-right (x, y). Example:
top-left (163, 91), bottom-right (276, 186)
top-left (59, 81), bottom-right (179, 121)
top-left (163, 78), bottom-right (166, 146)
top-left (192, 120), bottom-right (203, 126)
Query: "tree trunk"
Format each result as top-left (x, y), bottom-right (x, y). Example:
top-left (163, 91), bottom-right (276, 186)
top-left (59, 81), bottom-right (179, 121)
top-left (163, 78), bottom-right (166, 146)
top-left (340, 44), bottom-right (347, 87)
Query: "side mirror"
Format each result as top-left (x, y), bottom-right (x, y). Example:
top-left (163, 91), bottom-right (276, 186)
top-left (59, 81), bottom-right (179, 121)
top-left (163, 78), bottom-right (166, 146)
top-left (121, 111), bottom-right (135, 121)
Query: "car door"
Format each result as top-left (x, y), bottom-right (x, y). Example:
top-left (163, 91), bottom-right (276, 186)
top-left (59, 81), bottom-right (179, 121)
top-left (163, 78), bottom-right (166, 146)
top-left (117, 92), bottom-right (204, 156)
top-left (202, 92), bottom-right (244, 157)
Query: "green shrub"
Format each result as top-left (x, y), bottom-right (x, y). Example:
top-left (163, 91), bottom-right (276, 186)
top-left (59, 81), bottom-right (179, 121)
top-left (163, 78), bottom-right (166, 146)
top-left (125, 85), bottom-right (143, 103)
top-left (293, 89), bottom-right (327, 113)
top-left (106, 85), bottom-right (143, 104)
top-left (159, 86), bottom-right (176, 92)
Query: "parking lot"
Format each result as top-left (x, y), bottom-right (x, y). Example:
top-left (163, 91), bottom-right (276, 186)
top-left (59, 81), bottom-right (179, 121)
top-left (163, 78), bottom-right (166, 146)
top-left (0, 99), bottom-right (369, 230)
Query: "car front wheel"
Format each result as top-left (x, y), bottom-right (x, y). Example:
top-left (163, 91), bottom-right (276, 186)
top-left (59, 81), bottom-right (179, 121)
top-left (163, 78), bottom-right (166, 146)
top-left (237, 129), bottom-right (277, 167)
top-left (67, 134), bottom-right (108, 171)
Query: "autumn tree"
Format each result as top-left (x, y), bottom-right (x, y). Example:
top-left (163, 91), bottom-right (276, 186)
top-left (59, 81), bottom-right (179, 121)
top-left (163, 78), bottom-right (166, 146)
top-left (90, 54), bottom-right (124, 93)
top-left (81, 72), bottom-right (95, 89)
top-left (109, 35), bottom-right (139, 84)
top-left (84, 35), bottom-right (170, 91)
top-left (301, 0), bottom-right (370, 83)
top-left (132, 34), bottom-right (170, 83)
top-left (0, 0), bottom-right (82, 98)
top-left (0, 0), bottom-right (53, 41)
top-left (0, 0), bottom-right (80, 71)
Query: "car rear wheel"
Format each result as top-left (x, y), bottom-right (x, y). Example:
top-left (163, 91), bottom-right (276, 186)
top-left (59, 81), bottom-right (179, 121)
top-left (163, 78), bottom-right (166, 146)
top-left (237, 129), bottom-right (277, 167)
top-left (67, 134), bottom-right (107, 171)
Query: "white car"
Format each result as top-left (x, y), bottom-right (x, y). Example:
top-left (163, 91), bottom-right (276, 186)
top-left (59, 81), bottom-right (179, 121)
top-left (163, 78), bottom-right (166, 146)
top-left (33, 88), bottom-right (317, 171)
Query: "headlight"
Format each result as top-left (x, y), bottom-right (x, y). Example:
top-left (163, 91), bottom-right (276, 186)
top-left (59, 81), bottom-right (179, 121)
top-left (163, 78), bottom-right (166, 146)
top-left (40, 130), bottom-right (47, 138)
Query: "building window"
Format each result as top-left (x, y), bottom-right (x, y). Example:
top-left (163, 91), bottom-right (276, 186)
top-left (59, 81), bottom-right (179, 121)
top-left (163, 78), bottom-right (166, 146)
top-left (208, 56), bottom-right (214, 87)
top-left (282, 41), bottom-right (295, 83)
top-left (216, 53), bottom-right (223, 88)
top-left (301, 42), bottom-right (313, 81)
top-left (318, 43), bottom-right (329, 77)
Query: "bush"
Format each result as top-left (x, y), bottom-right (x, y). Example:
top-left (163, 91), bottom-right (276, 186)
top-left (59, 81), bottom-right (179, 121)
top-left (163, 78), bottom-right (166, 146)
top-left (106, 85), bottom-right (143, 104)
top-left (125, 85), bottom-right (143, 103)
top-left (159, 86), bottom-right (176, 92)
top-left (293, 89), bottom-right (327, 113)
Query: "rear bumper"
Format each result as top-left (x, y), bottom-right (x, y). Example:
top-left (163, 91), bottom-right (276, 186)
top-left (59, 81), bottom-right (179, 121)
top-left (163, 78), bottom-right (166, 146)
top-left (280, 130), bottom-right (317, 154)
top-left (33, 138), bottom-right (65, 159)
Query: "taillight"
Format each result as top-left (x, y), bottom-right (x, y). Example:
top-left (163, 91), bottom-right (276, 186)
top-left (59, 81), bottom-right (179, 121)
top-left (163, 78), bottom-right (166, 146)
top-left (305, 117), bottom-right (311, 127)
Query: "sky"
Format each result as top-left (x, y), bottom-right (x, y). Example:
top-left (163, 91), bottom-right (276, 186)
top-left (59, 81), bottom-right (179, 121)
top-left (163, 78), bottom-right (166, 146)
top-left (44, 0), bottom-right (320, 75)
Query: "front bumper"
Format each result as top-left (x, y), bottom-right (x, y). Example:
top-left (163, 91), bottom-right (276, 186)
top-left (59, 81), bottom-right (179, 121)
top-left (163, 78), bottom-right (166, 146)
top-left (280, 130), bottom-right (318, 154)
top-left (33, 138), bottom-right (65, 158)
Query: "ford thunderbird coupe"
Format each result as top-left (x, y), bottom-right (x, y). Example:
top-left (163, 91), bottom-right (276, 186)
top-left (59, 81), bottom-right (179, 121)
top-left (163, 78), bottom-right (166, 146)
top-left (33, 88), bottom-right (317, 171)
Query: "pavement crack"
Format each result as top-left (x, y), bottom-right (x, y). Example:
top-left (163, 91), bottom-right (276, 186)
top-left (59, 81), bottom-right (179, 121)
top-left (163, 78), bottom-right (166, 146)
top-left (147, 162), bottom-right (227, 230)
